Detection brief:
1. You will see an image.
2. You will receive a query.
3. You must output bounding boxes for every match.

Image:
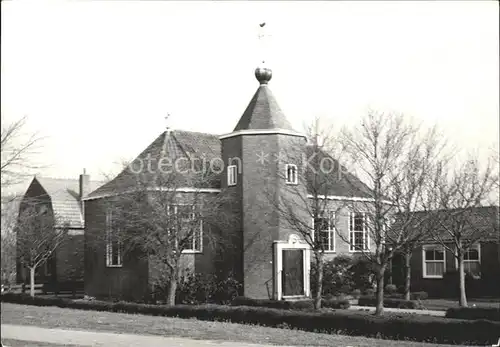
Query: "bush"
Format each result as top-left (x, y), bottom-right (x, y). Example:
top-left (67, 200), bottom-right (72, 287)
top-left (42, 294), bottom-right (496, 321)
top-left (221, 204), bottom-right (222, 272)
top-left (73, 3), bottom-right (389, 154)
top-left (358, 296), bottom-right (420, 309)
top-left (153, 271), bottom-right (241, 305)
top-left (231, 297), bottom-right (315, 310)
top-left (386, 291), bottom-right (428, 300)
top-left (446, 307), bottom-right (500, 322)
top-left (385, 284), bottom-right (397, 295)
top-left (410, 291), bottom-right (428, 300)
top-left (2, 292), bottom-right (499, 345)
top-left (322, 298), bottom-right (351, 309)
top-left (364, 288), bottom-right (375, 296)
top-left (351, 289), bottom-right (361, 299)
top-left (386, 293), bottom-right (404, 299)
top-left (310, 256), bottom-right (375, 298)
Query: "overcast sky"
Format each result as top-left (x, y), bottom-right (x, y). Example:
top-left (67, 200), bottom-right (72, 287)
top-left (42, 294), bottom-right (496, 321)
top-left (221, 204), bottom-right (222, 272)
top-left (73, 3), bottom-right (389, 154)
top-left (1, 1), bottom-right (498, 189)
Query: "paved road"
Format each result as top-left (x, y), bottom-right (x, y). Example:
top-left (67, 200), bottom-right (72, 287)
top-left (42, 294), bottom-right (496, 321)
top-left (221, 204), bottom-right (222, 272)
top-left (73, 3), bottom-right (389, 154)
top-left (1, 324), bottom-right (293, 347)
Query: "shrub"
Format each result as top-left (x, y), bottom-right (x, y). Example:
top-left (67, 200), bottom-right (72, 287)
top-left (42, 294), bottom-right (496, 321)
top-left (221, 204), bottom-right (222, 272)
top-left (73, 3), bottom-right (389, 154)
top-left (153, 271), bottom-right (241, 305)
top-left (410, 291), bottom-right (428, 300)
top-left (350, 256), bottom-right (376, 290)
top-left (322, 298), bottom-right (351, 309)
top-left (310, 255), bottom-right (354, 297)
top-left (385, 284), bottom-right (397, 294)
top-left (310, 256), bottom-right (375, 298)
top-left (351, 289), bottom-right (361, 299)
top-left (358, 296), bottom-right (419, 309)
top-left (386, 293), bottom-right (404, 299)
top-left (231, 297), bottom-right (315, 310)
top-left (364, 288), bottom-right (375, 296)
top-left (386, 291), bottom-right (428, 300)
top-left (446, 307), bottom-right (500, 322)
top-left (2, 293), bottom-right (500, 345)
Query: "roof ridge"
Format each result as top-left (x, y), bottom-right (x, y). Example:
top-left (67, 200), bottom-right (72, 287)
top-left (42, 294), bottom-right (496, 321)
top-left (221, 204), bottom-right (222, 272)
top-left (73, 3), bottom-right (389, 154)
top-left (172, 129), bottom-right (220, 137)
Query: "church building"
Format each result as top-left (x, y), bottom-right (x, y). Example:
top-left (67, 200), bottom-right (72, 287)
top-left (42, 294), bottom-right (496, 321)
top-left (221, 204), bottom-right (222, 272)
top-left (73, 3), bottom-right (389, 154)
top-left (83, 65), bottom-right (375, 301)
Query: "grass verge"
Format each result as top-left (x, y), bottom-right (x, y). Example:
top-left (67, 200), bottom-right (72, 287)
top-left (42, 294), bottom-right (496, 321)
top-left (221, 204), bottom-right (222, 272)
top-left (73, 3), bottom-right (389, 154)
top-left (2, 303), bottom-right (460, 347)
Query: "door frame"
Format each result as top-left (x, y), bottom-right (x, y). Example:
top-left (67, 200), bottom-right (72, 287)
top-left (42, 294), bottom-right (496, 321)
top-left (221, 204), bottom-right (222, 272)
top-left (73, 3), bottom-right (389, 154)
top-left (273, 234), bottom-right (310, 300)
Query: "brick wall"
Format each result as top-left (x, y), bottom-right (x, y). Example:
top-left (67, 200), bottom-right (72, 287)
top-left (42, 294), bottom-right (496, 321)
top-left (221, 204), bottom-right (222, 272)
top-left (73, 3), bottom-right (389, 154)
top-left (16, 179), bottom-right (53, 284)
top-left (55, 232), bottom-right (84, 282)
top-left (84, 198), bottom-right (149, 301)
top-left (411, 242), bottom-right (500, 297)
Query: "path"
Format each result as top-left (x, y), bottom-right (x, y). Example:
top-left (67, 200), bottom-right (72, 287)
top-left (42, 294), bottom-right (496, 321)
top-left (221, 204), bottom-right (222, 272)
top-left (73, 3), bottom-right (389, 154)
top-left (349, 305), bottom-right (446, 316)
top-left (0, 324), bottom-right (295, 347)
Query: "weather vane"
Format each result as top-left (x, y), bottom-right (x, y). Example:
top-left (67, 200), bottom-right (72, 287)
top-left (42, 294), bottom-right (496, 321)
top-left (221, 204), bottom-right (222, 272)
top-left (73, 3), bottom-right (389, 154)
top-left (258, 21), bottom-right (270, 65)
top-left (165, 113), bottom-right (171, 132)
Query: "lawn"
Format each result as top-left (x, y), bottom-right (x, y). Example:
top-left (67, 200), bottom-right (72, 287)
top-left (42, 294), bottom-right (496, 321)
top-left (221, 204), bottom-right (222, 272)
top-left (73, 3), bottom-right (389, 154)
top-left (1, 303), bottom-right (460, 347)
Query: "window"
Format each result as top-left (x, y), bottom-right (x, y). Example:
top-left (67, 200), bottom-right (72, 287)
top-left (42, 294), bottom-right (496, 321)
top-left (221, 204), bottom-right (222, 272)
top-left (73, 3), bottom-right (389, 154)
top-left (422, 245), bottom-right (445, 278)
top-left (106, 210), bottom-right (123, 267)
top-left (313, 210), bottom-right (335, 251)
top-left (459, 244), bottom-right (481, 278)
top-left (285, 164), bottom-right (298, 184)
top-left (227, 165), bottom-right (237, 186)
top-left (349, 212), bottom-right (369, 251)
top-left (168, 204), bottom-right (202, 253)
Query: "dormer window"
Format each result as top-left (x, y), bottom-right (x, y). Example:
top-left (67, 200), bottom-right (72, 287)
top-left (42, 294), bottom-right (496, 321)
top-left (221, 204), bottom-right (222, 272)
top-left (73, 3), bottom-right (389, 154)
top-left (285, 164), bottom-right (298, 185)
top-left (227, 165), bottom-right (237, 186)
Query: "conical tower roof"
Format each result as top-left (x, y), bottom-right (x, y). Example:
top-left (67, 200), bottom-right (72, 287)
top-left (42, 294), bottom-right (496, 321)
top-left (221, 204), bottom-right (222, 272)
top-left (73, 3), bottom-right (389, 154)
top-left (233, 67), bottom-right (295, 132)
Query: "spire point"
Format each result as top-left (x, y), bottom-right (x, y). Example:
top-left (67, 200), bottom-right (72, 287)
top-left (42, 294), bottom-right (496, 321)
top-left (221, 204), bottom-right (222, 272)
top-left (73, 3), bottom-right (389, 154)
top-left (256, 21), bottom-right (272, 85)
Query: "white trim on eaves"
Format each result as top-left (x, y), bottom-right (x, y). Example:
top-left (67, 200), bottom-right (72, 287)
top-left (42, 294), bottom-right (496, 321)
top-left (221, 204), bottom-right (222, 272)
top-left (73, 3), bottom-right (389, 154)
top-left (219, 129), bottom-right (307, 140)
top-left (82, 187), bottom-right (222, 201)
top-left (307, 194), bottom-right (393, 205)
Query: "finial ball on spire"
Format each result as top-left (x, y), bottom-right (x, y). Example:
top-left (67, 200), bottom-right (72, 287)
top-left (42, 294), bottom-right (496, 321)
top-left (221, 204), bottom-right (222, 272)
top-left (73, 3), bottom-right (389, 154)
top-left (255, 66), bottom-right (272, 85)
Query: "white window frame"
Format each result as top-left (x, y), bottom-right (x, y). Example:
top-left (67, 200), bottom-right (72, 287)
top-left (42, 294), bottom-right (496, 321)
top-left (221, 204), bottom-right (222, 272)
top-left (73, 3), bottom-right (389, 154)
top-left (227, 165), bottom-right (237, 186)
top-left (422, 245), bottom-right (446, 279)
top-left (285, 164), bottom-right (298, 185)
top-left (106, 209), bottom-right (123, 268)
top-left (168, 204), bottom-right (203, 253)
top-left (455, 243), bottom-right (481, 279)
top-left (349, 212), bottom-right (369, 252)
top-left (311, 210), bottom-right (336, 252)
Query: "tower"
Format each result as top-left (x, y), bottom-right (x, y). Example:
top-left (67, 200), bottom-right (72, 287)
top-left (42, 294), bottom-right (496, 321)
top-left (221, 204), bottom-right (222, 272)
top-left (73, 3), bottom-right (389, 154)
top-left (220, 61), bottom-right (310, 299)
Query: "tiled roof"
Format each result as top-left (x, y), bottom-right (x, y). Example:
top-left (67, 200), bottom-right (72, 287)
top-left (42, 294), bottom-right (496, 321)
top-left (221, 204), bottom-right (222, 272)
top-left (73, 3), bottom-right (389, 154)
top-left (233, 85), bottom-right (295, 132)
top-left (87, 130), bottom-right (222, 198)
top-left (305, 146), bottom-right (374, 199)
top-left (394, 206), bottom-right (500, 243)
top-left (27, 177), bottom-right (104, 228)
top-left (88, 130), bottom-right (374, 201)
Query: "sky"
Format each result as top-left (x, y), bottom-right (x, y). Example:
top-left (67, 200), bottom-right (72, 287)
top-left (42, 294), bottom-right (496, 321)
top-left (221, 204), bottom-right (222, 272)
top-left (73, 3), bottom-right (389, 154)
top-left (1, 1), bottom-right (499, 193)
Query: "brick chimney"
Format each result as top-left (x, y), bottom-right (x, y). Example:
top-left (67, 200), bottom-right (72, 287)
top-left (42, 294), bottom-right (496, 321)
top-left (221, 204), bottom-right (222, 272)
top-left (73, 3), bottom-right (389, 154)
top-left (79, 169), bottom-right (90, 199)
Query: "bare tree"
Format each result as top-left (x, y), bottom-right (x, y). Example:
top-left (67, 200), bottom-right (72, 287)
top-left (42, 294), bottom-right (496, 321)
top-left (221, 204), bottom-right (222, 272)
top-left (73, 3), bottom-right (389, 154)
top-left (1, 116), bottom-right (44, 188)
top-left (268, 117), bottom-right (351, 309)
top-left (16, 201), bottom-right (69, 297)
top-left (338, 110), bottom-right (447, 315)
top-left (105, 164), bottom-right (236, 306)
top-left (425, 154), bottom-right (498, 307)
top-left (1, 194), bottom-right (21, 287)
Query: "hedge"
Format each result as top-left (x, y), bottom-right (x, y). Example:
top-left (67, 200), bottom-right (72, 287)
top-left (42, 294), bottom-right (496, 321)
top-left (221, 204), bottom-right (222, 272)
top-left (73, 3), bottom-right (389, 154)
top-left (358, 296), bottom-right (419, 309)
top-left (231, 296), bottom-right (350, 310)
top-left (446, 307), bottom-right (500, 322)
top-left (2, 293), bottom-right (499, 345)
top-left (385, 292), bottom-right (429, 300)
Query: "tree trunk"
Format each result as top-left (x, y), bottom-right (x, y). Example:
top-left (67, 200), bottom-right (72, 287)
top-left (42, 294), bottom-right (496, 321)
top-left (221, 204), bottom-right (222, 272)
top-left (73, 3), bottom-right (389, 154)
top-left (375, 267), bottom-right (385, 316)
top-left (29, 266), bottom-right (36, 297)
top-left (314, 256), bottom-right (324, 310)
top-left (166, 278), bottom-right (177, 306)
top-left (458, 254), bottom-right (468, 307)
top-left (404, 250), bottom-right (412, 301)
